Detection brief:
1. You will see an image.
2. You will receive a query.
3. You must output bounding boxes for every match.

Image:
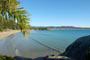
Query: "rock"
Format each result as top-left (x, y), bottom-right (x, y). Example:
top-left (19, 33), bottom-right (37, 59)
top-left (33, 56), bottom-right (72, 60)
top-left (33, 56), bottom-right (46, 60)
top-left (14, 56), bottom-right (32, 60)
top-left (47, 56), bottom-right (72, 60)
top-left (60, 35), bottom-right (90, 60)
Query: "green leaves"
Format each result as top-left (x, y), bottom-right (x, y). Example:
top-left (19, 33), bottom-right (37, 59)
top-left (0, 55), bottom-right (15, 60)
top-left (0, 0), bottom-right (30, 34)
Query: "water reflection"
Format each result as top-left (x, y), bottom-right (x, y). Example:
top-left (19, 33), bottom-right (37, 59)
top-left (0, 31), bottom-right (59, 58)
top-left (0, 34), bottom-right (16, 57)
top-left (0, 30), bottom-right (90, 58)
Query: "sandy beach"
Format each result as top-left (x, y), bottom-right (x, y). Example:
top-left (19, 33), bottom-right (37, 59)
top-left (0, 30), bottom-right (20, 40)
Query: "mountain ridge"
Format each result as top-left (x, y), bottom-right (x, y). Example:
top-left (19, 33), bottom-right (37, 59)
top-left (31, 26), bottom-right (90, 30)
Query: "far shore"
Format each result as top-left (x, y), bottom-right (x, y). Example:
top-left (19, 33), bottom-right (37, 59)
top-left (0, 30), bottom-right (20, 40)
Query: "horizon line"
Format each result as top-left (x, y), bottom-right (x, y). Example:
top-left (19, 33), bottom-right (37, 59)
top-left (31, 26), bottom-right (90, 28)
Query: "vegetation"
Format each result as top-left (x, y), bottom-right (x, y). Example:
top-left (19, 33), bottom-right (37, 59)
top-left (0, 0), bottom-right (30, 33)
top-left (0, 55), bottom-right (14, 60)
top-left (31, 27), bottom-right (48, 30)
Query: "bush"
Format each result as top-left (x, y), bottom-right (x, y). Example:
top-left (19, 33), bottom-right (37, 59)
top-left (0, 55), bottom-right (15, 60)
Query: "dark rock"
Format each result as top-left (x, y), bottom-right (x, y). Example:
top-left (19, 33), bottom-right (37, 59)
top-left (33, 55), bottom-right (72, 60)
top-left (14, 56), bottom-right (32, 60)
top-left (60, 35), bottom-right (90, 60)
top-left (33, 56), bottom-right (46, 60)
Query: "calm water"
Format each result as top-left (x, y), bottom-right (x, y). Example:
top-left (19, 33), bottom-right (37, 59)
top-left (0, 30), bottom-right (90, 58)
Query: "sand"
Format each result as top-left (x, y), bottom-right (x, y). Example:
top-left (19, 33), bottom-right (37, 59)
top-left (0, 30), bottom-right (20, 40)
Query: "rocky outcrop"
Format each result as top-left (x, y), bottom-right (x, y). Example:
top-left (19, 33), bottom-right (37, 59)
top-left (60, 35), bottom-right (90, 60)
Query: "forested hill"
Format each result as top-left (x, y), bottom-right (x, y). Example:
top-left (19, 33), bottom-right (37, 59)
top-left (31, 26), bottom-right (90, 30)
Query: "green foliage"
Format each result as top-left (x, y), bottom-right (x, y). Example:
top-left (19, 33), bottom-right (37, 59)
top-left (0, 55), bottom-right (14, 60)
top-left (0, 0), bottom-right (30, 33)
top-left (32, 27), bottom-right (48, 30)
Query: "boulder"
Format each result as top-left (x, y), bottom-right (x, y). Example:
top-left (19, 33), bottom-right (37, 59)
top-left (60, 35), bottom-right (90, 60)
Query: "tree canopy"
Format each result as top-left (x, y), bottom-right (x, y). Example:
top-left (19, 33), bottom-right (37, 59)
top-left (0, 0), bottom-right (30, 33)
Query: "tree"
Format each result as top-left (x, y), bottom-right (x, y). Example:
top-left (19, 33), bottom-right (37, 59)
top-left (0, 0), bottom-right (30, 33)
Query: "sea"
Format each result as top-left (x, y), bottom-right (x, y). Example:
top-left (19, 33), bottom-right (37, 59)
top-left (0, 30), bottom-right (90, 58)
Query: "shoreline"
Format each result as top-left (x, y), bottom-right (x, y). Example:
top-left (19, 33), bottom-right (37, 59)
top-left (0, 30), bottom-right (20, 40)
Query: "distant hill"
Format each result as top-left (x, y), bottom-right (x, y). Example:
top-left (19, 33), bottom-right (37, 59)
top-left (31, 26), bottom-right (90, 30)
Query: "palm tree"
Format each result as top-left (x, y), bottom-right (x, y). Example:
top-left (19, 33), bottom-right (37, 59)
top-left (0, 0), bottom-right (19, 29)
top-left (12, 8), bottom-right (30, 32)
top-left (0, 0), bottom-right (30, 33)
top-left (0, 0), bottom-right (18, 19)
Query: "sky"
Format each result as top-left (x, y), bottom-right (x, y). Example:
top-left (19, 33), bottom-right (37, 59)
top-left (19, 0), bottom-right (90, 27)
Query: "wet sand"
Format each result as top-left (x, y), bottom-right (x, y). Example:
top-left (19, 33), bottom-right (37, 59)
top-left (0, 30), bottom-right (20, 40)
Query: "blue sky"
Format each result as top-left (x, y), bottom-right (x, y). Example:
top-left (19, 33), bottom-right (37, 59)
top-left (19, 0), bottom-right (90, 27)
